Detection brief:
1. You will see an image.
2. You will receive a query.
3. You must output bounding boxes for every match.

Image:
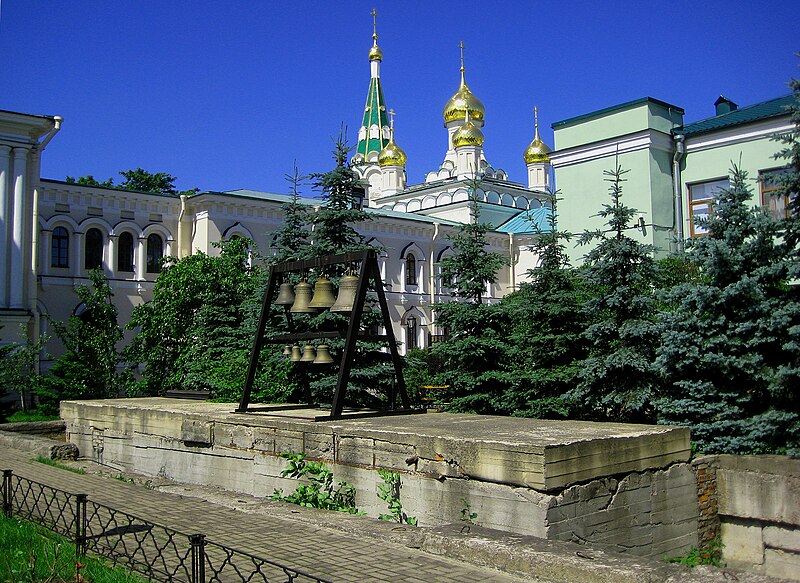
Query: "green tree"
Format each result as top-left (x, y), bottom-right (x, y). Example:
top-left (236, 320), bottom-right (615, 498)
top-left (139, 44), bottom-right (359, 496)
top-left (438, 182), bottom-right (508, 305)
top-left (37, 271), bottom-right (123, 414)
top-left (499, 191), bottom-right (589, 418)
top-left (773, 77), bottom-right (800, 261)
top-left (571, 166), bottom-right (661, 423)
top-left (271, 162), bottom-right (312, 265)
top-left (65, 175), bottom-right (114, 187)
top-left (656, 165), bottom-right (800, 454)
top-left (308, 130), bottom-right (371, 257)
top-left (124, 238), bottom-right (293, 400)
top-left (0, 329), bottom-right (49, 418)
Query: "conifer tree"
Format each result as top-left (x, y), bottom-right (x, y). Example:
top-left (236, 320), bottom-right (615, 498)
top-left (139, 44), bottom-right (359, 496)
top-left (656, 165), bottom-right (799, 454)
top-left (499, 191), bottom-right (588, 418)
top-left (271, 162), bottom-right (312, 265)
top-left (571, 166), bottom-right (661, 423)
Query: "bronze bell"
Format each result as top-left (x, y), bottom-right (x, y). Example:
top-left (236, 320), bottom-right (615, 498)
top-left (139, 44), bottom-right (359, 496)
top-left (282, 344), bottom-right (292, 357)
top-left (309, 276), bottom-right (336, 310)
top-left (300, 344), bottom-right (316, 362)
top-left (290, 344), bottom-right (303, 362)
top-left (290, 281), bottom-right (316, 313)
top-left (313, 344), bottom-right (335, 364)
top-left (275, 282), bottom-right (296, 306)
top-left (330, 273), bottom-right (359, 313)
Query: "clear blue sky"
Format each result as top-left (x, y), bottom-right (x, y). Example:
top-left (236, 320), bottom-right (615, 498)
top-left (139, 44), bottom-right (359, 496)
top-left (2, 1), bottom-right (798, 195)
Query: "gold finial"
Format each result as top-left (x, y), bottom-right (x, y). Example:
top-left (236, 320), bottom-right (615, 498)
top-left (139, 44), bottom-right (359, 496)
top-left (379, 108), bottom-right (407, 167)
top-left (389, 108), bottom-right (396, 133)
top-left (534, 106), bottom-right (540, 138)
top-left (371, 8), bottom-right (379, 43)
top-left (524, 105), bottom-right (552, 164)
top-left (458, 41), bottom-right (466, 85)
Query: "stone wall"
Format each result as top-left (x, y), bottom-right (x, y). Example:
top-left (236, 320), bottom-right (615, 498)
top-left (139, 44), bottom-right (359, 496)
top-left (695, 454), bottom-right (799, 580)
top-left (61, 399), bottom-right (698, 559)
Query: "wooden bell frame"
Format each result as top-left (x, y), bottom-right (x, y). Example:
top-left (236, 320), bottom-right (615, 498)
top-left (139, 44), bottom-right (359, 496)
top-left (236, 249), bottom-right (416, 420)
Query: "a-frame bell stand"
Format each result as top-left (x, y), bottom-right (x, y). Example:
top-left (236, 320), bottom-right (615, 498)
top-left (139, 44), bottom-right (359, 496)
top-left (236, 249), bottom-right (422, 420)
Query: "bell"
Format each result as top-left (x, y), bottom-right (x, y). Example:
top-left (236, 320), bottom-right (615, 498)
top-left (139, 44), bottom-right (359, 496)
top-left (290, 344), bottom-right (303, 362)
top-left (308, 276), bottom-right (336, 310)
top-left (330, 273), bottom-right (359, 313)
top-left (282, 344), bottom-right (292, 357)
top-left (300, 344), bottom-right (316, 362)
top-left (313, 344), bottom-right (335, 364)
top-left (290, 281), bottom-right (316, 313)
top-left (275, 282), bottom-right (296, 306)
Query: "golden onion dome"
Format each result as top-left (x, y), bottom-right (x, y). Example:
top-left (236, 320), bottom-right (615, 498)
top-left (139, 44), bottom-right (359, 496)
top-left (368, 41), bottom-right (383, 62)
top-left (443, 71), bottom-right (485, 124)
top-left (523, 135), bottom-right (551, 164)
top-left (452, 118), bottom-right (485, 148)
top-left (378, 137), bottom-right (407, 167)
top-left (523, 107), bottom-right (552, 164)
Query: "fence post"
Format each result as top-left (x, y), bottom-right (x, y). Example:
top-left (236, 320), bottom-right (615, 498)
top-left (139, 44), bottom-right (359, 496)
top-left (2, 470), bottom-right (12, 517)
top-left (74, 494), bottom-right (88, 556)
top-left (190, 533), bottom-right (206, 583)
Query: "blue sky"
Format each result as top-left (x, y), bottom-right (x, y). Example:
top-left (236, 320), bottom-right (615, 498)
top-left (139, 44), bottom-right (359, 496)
top-left (2, 1), bottom-right (798, 195)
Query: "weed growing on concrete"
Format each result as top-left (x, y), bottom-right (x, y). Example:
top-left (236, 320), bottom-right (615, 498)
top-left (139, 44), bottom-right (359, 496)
top-left (272, 452), bottom-right (361, 514)
top-left (666, 536), bottom-right (724, 568)
top-left (459, 497), bottom-right (477, 524)
top-left (35, 456), bottom-right (85, 475)
top-left (377, 470), bottom-right (417, 526)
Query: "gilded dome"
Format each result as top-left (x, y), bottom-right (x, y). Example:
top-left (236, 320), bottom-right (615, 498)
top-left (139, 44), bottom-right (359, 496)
top-left (369, 41), bottom-right (383, 62)
top-left (523, 135), bottom-right (551, 164)
top-left (452, 119), bottom-right (485, 148)
top-left (378, 137), bottom-right (407, 167)
top-left (443, 73), bottom-right (485, 124)
top-left (523, 107), bottom-right (552, 163)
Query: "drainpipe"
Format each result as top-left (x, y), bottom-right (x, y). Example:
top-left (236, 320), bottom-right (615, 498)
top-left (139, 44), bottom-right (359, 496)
top-left (672, 134), bottom-right (686, 250)
top-left (177, 194), bottom-right (188, 258)
top-left (30, 116), bottom-right (62, 379)
top-left (508, 232), bottom-right (516, 292)
top-left (429, 222), bottom-right (440, 336)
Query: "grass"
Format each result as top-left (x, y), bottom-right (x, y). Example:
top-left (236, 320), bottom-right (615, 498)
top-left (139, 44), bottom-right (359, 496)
top-left (35, 456), bottom-right (86, 475)
top-left (4, 409), bottom-right (61, 423)
top-left (666, 537), bottom-right (724, 568)
top-left (0, 513), bottom-right (146, 582)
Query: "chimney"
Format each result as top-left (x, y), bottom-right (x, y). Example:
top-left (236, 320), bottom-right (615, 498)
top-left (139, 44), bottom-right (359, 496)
top-left (714, 96), bottom-right (738, 116)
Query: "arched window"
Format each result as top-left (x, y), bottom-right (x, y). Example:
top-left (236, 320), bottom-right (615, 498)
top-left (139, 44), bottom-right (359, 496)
top-left (405, 254), bottom-right (417, 286)
top-left (405, 314), bottom-right (418, 350)
top-left (51, 227), bottom-right (69, 268)
top-left (146, 233), bottom-right (163, 273)
top-left (85, 228), bottom-right (103, 270)
top-left (117, 232), bottom-right (134, 273)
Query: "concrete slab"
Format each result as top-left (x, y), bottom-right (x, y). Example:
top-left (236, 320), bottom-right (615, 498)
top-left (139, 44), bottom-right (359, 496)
top-left (63, 398), bottom-right (691, 491)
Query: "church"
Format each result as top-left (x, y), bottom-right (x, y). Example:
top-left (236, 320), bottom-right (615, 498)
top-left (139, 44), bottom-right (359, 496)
top-left (0, 18), bottom-right (793, 361)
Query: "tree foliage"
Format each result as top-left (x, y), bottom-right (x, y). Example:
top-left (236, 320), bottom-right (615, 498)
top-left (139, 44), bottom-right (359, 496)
top-left (656, 165), bottom-right (800, 454)
top-left (571, 166), bottom-right (661, 422)
top-left (66, 168), bottom-right (198, 196)
top-left (37, 271), bottom-right (124, 414)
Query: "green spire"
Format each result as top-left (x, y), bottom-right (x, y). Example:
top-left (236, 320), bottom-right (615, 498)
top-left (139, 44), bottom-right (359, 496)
top-left (354, 9), bottom-right (390, 164)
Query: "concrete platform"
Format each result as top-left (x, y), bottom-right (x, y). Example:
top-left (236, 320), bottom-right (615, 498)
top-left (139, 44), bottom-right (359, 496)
top-left (61, 398), bottom-right (697, 558)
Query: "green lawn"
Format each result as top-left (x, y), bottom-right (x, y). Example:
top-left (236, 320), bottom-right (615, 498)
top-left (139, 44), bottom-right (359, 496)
top-left (0, 513), bottom-right (146, 583)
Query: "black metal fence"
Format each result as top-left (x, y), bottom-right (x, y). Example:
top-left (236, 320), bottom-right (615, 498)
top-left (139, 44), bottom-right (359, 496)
top-left (2, 469), bottom-right (333, 583)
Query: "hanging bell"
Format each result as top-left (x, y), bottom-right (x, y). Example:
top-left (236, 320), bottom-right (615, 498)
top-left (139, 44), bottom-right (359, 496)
top-left (313, 344), bottom-right (335, 365)
top-left (282, 344), bottom-right (292, 357)
top-left (290, 344), bottom-right (303, 362)
top-left (300, 344), bottom-right (316, 362)
top-left (308, 276), bottom-right (336, 310)
top-left (330, 273), bottom-right (359, 313)
top-left (275, 282), bottom-right (296, 306)
top-left (290, 281), bottom-right (316, 313)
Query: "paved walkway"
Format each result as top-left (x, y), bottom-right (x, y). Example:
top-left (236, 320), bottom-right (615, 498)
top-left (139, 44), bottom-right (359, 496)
top-left (0, 446), bottom-right (524, 583)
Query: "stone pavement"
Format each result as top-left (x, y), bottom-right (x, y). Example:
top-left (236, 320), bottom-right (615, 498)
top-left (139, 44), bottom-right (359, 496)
top-left (0, 445), bottom-right (525, 583)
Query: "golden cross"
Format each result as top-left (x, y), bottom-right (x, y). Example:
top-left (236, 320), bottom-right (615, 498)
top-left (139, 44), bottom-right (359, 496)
top-left (389, 108), bottom-right (396, 130)
top-left (371, 8), bottom-right (378, 40)
top-left (458, 41), bottom-right (465, 71)
top-left (534, 106), bottom-right (539, 130)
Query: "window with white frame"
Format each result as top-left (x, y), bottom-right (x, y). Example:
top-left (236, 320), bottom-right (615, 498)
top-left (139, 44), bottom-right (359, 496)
top-left (51, 227), bottom-right (69, 268)
top-left (117, 232), bottom-right (135, 272)
top-left (146, 233), bottom-right (164, 273)
top-left (405, 314), bottom-right (418, 350)
top-left (760, 168), bottom-right (791, 221)
top-left (688, 178), bottom-right (728, 236)
top-left (85, 228), bottom-right (103, 270)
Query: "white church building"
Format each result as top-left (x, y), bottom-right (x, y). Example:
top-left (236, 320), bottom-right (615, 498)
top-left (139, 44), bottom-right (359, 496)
top-left (0, 25), bottom-right (552, 359)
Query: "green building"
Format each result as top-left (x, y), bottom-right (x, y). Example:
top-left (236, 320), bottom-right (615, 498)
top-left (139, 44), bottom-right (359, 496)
top-left (551, 94), bottom-right (795, 261)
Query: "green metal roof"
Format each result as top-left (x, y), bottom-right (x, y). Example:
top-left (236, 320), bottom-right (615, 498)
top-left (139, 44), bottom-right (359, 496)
top-left (674, 94), bottom-right (795, 137)
top-left (552, 97), bottom-right (684, 129)
top-left (355, 76), bottom-right (390, 159)
top-left (496, 207), bottom-right (553, 234)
